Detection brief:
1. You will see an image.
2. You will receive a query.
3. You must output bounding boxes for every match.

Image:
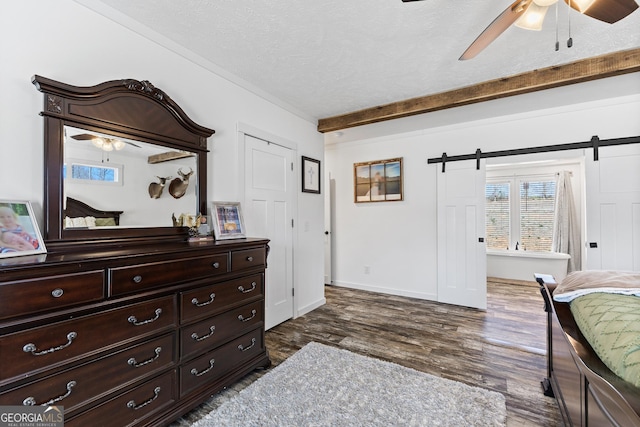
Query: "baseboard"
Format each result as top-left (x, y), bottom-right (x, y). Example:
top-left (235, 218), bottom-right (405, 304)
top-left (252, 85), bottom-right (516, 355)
top-left (296, 297), bottom-right (326, 318)
top-left (331, 281), bottom-right (437, 301)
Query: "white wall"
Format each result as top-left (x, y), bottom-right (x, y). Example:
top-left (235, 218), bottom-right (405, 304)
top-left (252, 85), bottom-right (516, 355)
top-left (325, 73), bottom-right (640, 299)
top-left (0, 0), bottom-right (325, 317)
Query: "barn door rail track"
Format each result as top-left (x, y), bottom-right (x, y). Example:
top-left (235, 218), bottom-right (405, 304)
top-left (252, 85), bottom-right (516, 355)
top-left (428, 135), bottom-right (640, 172)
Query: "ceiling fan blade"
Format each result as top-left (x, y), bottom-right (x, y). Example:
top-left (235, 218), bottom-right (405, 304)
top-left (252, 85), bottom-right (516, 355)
top-left (401, 0), bottom-right (426, 2)
top-left (70, 133), bottom-right (97, 141)
top-left (124, 141), bottom-right (141, 148)
top-left (566, 0), bottom-right (638, 23)
top-left (459, 0), bottom-right (533, 60)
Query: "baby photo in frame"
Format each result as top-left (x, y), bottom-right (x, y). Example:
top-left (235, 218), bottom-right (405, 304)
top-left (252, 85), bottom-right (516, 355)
top-left (0, 200), bottom-right (47, 258)
top-left (211, 201), bottom-right (246, 240)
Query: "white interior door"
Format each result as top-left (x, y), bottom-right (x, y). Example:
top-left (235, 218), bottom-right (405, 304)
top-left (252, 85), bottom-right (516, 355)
top-left (324, 172), bottom-right (333, 285)
top-left (244, 135), bottom-right (294, 330)
top-left (437, 160), bottom-right (487, 310)
top-left (585, 145), bottom-right (640, 271)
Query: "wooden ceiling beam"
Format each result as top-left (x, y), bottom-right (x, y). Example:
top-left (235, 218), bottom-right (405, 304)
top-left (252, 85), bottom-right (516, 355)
top-left (317, 48), bottom-right (640, 133)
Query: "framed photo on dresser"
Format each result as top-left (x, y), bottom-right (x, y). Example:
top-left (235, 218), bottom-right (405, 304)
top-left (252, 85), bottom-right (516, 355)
top-left (0, 200), bottom-right (47, 258)
top-left (211, 201), bottom-right (246, 240)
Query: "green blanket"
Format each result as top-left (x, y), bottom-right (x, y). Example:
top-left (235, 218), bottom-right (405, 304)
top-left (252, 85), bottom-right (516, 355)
top-left (570, 292), bottom-right (640, 388)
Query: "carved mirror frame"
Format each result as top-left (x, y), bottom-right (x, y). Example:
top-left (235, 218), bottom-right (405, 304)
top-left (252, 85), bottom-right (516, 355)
top-left (33, 75), bottom-right (214, 250)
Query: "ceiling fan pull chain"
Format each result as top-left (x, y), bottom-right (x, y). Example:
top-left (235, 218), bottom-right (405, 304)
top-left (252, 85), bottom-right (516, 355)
top-left (555, 2), bottom-right (560, 51)
top-left (566, 1), bottom-right (573, 48)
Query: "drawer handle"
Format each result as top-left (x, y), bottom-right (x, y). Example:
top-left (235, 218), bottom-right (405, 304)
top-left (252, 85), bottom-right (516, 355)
top-left (191, 326), bottom-right (216, 342)
top-left (238, 282), bottom-right (257, 294)
top-left (128, 347), bottom-right (162, 368)
top-left (128, 308), bottom-right (162, 326)
top-left (246, 256), bottom-right (254, 262)
top-left (23, 380), bottom-right (76, 406)
top-left (238, 338), bottom-right (256, 352)
top-left (237, 309), bottom-right (257, 322)
top-left (190, 358), bottom-right (216, 377)
top-left (127, 386), bottom-right (161, 411)
top-left (51, 288), bottom-right (64, 298)
top-left (23, 332), bottom-right (77, 356)
top-left (132, 275), bottom-right (143, 284)
top-left (212, 262), bottom-right (220, 269)
top-left (191, 293), bottom-right (216, 307)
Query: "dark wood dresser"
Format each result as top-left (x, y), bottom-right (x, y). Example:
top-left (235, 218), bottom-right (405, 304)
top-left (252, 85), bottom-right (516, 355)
top-left (0, 239), bottom-right (270, 426)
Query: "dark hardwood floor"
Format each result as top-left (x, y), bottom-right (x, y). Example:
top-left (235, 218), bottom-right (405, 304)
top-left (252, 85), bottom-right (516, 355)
top-left (172, 278), bottom-right (563, 426)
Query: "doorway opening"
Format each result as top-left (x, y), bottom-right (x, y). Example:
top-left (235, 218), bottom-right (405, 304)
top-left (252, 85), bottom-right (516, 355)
top-left (485, 155), bottom-right (584, 283)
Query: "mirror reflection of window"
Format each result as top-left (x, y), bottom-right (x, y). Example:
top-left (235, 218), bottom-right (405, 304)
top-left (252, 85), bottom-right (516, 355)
top-left (65, 159), bottom-right (123, 185)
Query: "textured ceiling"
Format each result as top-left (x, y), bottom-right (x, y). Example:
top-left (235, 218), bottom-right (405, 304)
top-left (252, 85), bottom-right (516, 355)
top-left (80, 0), bottom-right (640, 122)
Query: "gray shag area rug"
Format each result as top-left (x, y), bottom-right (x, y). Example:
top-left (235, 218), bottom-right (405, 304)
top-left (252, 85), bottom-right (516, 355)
top-left (193, 342), bottom-right (506, 427)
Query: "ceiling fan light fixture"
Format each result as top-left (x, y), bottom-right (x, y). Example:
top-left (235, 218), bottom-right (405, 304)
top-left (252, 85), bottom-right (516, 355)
top-left (112, 140), bottom-right (126, 150)
top-left (533, 0), bottom-right (559, 6)
top-left (570, 0), bottom-right (597, 12)
top-left (515, 3), bottom-right (550, 30)
top-left (91, 137), bottom-right (106, 149)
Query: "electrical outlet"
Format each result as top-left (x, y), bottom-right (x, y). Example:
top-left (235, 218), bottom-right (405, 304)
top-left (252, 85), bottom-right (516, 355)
top-left (364, 265), bottom-right (370, 274)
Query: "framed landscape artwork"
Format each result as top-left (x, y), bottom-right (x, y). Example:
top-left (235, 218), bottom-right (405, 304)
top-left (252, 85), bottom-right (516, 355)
top-left (354, 158), bottom-right (403, 203)
top-left (0, 200), bottom-right (47, 258)
top-left (211, 201), bottom-right (246, 240)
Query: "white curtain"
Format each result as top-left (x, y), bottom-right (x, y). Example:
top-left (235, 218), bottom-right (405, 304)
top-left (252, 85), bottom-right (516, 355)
top-left (552, 171), bottom-right (581, 272)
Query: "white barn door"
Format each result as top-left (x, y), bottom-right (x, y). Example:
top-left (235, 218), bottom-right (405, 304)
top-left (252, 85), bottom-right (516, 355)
top-left (585, 145), bottom-right (640, 271)
top-left (437, 160), bottom-right (487, 310)
top-left (244, 135), bottom-right (295, 330)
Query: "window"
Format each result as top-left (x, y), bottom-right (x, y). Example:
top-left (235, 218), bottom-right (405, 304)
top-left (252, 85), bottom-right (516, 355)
top-left (485, 182), bottom-right (510, 250)
top-left (64, 159), bottom-right (123, 186)
top-left (485, 176), bottom-right (556, 251)
top-left (519, 180), bottom-right (556, 251)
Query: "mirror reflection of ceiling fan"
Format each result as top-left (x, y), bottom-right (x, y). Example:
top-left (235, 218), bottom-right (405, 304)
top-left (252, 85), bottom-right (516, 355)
top-left (402, 0), bottom-right (638, 60)
top-left (71, 134), bottom-right (141, 151)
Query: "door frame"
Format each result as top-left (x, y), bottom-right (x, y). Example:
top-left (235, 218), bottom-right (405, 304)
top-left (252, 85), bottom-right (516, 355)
top-left (236, 122), bottom-right (298, 319)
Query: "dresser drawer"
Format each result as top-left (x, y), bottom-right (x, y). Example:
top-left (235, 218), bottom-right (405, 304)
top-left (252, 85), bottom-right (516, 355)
top-left (66, 370), bottom-right (176, 427)
top-left (231, 248), bottom-right (265, 271)
top-left (0, 271), bottom-right (104, 320)
top-left (181, 300), bottom-right (263, 359)
top-left (180, 274), bottom-right (264, 323)
top-left (0, 296), bottom-right (176, 384)
top-left (109, 253), bottom-right (229, 296)
top-left (0, 333), bottom-right (175, 415)
top-left (180, 328), bottom-right (264, 397)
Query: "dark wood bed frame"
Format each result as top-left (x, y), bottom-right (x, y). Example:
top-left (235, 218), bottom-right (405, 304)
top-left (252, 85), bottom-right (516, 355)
top-left (64, 197), bottom-right (123, 226)
top-left (538, 278), bottom-right (640, 427)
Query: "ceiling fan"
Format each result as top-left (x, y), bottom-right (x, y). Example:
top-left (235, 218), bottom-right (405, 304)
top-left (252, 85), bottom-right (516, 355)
top-left (71, 134), bottom-right (141, 151)
top-left (402, 0), bottom-right (638, 60)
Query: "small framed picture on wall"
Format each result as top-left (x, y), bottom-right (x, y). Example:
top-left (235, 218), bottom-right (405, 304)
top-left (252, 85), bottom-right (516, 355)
top-left (302, 156), bottom-right (321, 194)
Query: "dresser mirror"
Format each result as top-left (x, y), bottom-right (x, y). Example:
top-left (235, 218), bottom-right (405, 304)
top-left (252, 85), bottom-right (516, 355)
top-left (33, 75), bottom-right (214, 249)
top-left (63, 125), bottom-right (198, 228)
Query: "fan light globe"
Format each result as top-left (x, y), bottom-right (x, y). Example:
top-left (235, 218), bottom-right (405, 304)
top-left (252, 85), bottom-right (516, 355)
top-left (515, 2), bottom-right (549, 30)
top-left (91, 137), bottom-right (106, 149)
top-left (532, 0), bottom-right (558, 6)
top-left (571, 0), bottom-right (597, 11)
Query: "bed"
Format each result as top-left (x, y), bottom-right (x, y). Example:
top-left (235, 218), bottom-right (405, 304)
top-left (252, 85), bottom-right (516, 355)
top-left (537, 271), bottom-right (640, 427)
top-left (64, 197), bottom-right (123, 227)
